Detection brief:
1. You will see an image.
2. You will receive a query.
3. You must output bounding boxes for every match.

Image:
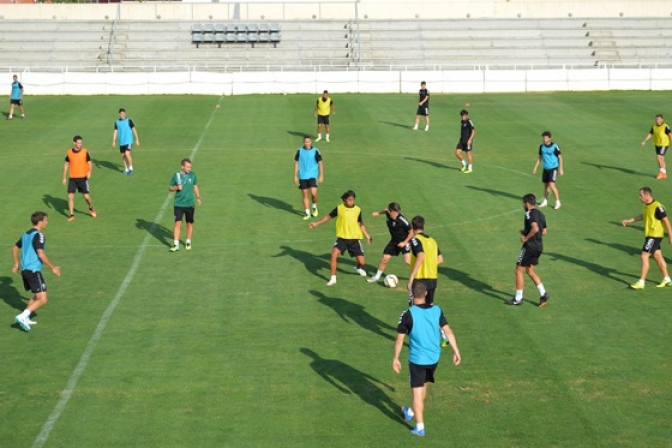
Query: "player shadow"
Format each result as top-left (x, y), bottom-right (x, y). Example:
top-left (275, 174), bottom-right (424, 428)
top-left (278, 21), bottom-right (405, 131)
top-left (92, 159), bottom-right (121, 172)
top-left (135, 219), bottom-right (173, 247)
top-left (41, 194), bottom-right (69, 217)
top-left (439, 266), bottom-right (509, 302)
top-left (287, 130), bottom-right (312, 138)
top-left (273, 245), bottom-right (362, 280)
top-left (465, 185), bottom-right (521, 201)
top-left (404, 157), bottom-right (457, 171)
top-left (584, 238), bottom-right (642, 257)
top-left (582, 162), bottom-right (651, 178)
top-left (248, 194), bottom-right (297, 215)
top-left (546, 251), bottom-right (636, 286)
top-left (299, 347), bottom-right (407, 427)
top-left (379, 120), bottom-right (410, 130)
top-left (310, 290), bottom-right (397, 342)
top-left (0, 276), bottom-right (27, 312)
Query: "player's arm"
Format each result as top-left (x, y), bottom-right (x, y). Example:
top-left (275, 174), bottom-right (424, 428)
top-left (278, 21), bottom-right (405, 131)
top-left (62, 159), bottom-right (70, 185)
top-left (532, 155), bottom-right (541, 174)
top-left (193, 185), bottom-right (202, 206)
top-left (313, 100), bottom-right (318, 118)
top-left (11, 244), bottom-right (20, 274)
top-left (168, 175), bottom-right (181, 192)
top-left (112, 128), bottom-right (118, 147)
top-left (331, 101), bottom-right (336, 115)
top-left (441, 324), bottom-right (461, 366)
top-left (309, 214), bottom-right (332, 229)
top-left (132, 126), bottom-right (140, 147)
top-left (392, 332), bottom-right (405, 373)
top-left (467, 126), bottom-right (475, 145)
top-left (407, 250), bottom-right (424, 291)
top-left (398, 229), bottom-right (414, 248)
top-left (558, 153), bottom-right (564, 176)
top-left (622, 214), bottom-right (643, 226)
top-left (37, 249), bottom-right (60, 277)
top-left (642, 128), bottom-right (653, 146)
top-left (437, 249), bottom-right (444, 265)
top-left (293, 160), bottom-right (299, 185)
top-left (662, 216), bottom-right (672, 245)
top-left (371, 208), bottom-right (387, 218)
top-left (317, 160), bottom-right (324, 183)
top-left (86, 158), bottom-right (92, 179)
top-left (521, 222), bottom-right (539, 244)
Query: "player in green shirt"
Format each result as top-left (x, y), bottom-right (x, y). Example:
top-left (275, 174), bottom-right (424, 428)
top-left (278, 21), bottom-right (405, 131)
top-left (168, 158), bottom-right (202, 252)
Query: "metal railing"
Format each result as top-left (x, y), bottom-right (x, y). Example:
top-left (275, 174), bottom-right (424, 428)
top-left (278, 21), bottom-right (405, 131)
top-left (106, 3), bottom-right (120, 66)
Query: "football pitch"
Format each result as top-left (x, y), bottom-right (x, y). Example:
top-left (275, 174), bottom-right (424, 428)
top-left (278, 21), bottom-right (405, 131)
top-left (1, 91), bottom-right (670, 447)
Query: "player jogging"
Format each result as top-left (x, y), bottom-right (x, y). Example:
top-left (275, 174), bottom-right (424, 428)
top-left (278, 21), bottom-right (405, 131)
top-left (8, 74), bottom-right (25, 120)
top-left (314, 90), bottom-right (335, 143)
top-left (62, 135), bottom-right (97, 222)
top-left (12, 211), bottom-right (61, 332)
top-left (407, 216), bottom-right (443, 305)
top-left (455, 109), bottom-right (475, 173)
top-left (309, 190), bottom-right (372, 286)
top-left (506, 194), bottom-right (550, 307)
top-left (412, 81), bottom-right (430, 131)
top-left (294, 135), bottom-right (324, 220)
top-left (168, 158), bottom-right (202, 252)
top-left (112, 107), bottom-right (140, 176)
top-left (641, 114), bottom-right (672, 180)
top-left (532, 131), bottom-right (564, 210)
top-left (367, 202), bottom-right (413, 283)
top-left (622, 186), bottom-right (672, 289)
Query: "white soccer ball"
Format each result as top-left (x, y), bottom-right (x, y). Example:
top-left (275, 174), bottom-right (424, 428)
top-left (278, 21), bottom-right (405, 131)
top-left (384, 274), bottom-right (398, 288)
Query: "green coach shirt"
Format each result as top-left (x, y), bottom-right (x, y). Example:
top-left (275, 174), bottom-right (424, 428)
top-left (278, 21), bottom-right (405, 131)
top-left (170, 170), bottom-right (198, 207)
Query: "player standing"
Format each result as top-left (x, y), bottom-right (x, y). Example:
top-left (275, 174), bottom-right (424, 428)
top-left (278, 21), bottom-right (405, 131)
top-left (412, 81), bottom-right (429, 131)
top-left (112, 107), bottom-right (140, 176)
top-left (506, 194), bottom-right (550, 307)
top-left (62, 135), bottom-right (97, 222)
top-left (7, 74), bottom-right (25, 120)
top-left (455, 109), bottom-right (475, 173)
top-left (314, 90), bottom-right (335, 143)
top-left (407, 216), bottom-right (443, 305)
top-left (293, 135), bottom-right (324, 220)
top-left (532, 131), bottom-right (564, 210)
top-left (641, 114), bottom-right (672, 180)
top-left (367, 202), bottom-right (413, 283)
top-left (622, 187), bottom-right (672, 289)
top-left (168, 158), bottom-right (202, 252)
top-left (309, 190), bottom-right (372, 286)
top-left (12, 211), bottom-right (61, 332)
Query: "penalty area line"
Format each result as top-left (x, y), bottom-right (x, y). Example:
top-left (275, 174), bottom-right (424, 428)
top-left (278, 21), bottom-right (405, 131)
top-left (31, 95), bottom-right (224, 448)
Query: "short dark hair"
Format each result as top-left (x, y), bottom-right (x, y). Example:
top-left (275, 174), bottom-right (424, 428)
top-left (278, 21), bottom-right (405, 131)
top-left (460, 109), bottom-right (468, 116)
top-left (303, 135), bottom-right (311, 140)
top-left (656, 114), bottom-right (664, 119)
top-left (341, 190), bottom-right (356, 200)
top-left (412, 282), bottom-right (427, 300)
top-left (323, 90), bottom-right (328, 94)
top-left (31, 211), bottom-right (48, 225)
top-left (542, 131), bottom-right (552, 138)
top-left (411, 215), bottom-right (425, 231)
top-left (420, 81), bottom-right (426, 85)
top-left (181, 158), bottom-right (192, 166)
top-left (73, 135), bottom-right (83, 142)
top-left (119, 108), bottom-right (126, 113)
top-left (523, 194), bottom-right (537, 205)
top-left (640, 186), bottom-right (653, 195)
top-left (388, 202), bottom-right (401, 212)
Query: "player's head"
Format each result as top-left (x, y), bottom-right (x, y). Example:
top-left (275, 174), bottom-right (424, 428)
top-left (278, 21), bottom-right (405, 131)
top-left (656, 114), bottom-right (664, 125)
top-left (12, 74), bottom-right (17, 81)
top-left (31, 211), bottom-right (48, 226)
top-left (523, 194), bottom-right (536, 210)
top-left (460, 109), bottom-right (468, 117)
top-left (412, 281), bottom-right (428, 303)
top-left (411, 215), bottom-right (425, 231)
top-left (639, 186), bottom-right (653, 202)
top-left (303, 135), bottom-right (312, 148)
top-left (420, 81), bottom-right (426, 87)
top-left (541, 131), bottom-right (552, 143)
top-left (72, 135), bottom-right (83, 150)
top-left (181, 158), bottom-right (192, 173)
top-left (387, 202), bottom-right (401, 218)
top-left (118, 108), bottom-right (126, 118)
top-left (341, 190), bottom-right (356, 206)
top-left (322, 90), bottom-right (329, 99)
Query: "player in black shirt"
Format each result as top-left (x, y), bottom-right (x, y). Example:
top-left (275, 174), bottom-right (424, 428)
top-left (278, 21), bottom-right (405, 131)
top-left (412, 81), bottom-right (430, 132)
top-left (455, 109), bottom-right (476, 173)
top-left (507, 194), bottom-right (550, 307)
top-left (367, 202), bottom-right (413, 283)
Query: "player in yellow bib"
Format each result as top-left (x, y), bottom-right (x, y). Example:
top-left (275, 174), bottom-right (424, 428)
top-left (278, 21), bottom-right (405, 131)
top-left (641, 114), bottom-right (672, 180)
top-left (408, 216), bottom-right (443, 305)
top-left (314, 90), bottom-right (335, 143)
top-left (622, 186), bottom-right (672, 289)
top-left (309, 190), bottom-right (372, 286)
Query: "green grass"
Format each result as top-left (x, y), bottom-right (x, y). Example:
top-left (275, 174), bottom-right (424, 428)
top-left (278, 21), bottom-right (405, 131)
top-left (0, 91), bottom-right (670, 447)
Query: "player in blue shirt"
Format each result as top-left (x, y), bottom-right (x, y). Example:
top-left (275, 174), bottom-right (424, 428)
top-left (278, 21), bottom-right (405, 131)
top-left (393, 282), bottom-right (461, 437)
top-left (294, 135), bottom-right (324, 220)
top-left (8, 74), bottom-right (25, 119)
top-left (532, 131), bottom-right (564, 210)
top-left (11, 211), bottom-right (61, 332)
top-left (112, 108), bottom-right (140, 175)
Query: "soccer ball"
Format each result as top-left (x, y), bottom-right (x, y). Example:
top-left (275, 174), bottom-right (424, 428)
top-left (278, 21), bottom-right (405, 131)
top-left (384, 274), bottom-right (398, 288)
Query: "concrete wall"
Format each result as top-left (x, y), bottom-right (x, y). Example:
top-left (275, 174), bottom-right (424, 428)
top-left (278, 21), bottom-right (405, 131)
top-left (0, 1), bottom-right (669, 21)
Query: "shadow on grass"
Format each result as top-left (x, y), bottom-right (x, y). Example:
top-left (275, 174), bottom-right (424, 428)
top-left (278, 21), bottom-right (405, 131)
top-left (439, 266), bottom-right (509, 303)
top-left (546, 251), bottom-right (636, 286)
top-left (379, 120), bottom-right (410, 130)
top-left (92, 159), bottom-right (121, 172)
top-left (465, 185), bottom-right (521, 201)
top-left (0, 276), bottom-right (26, 312)
top-left (310, 289), bottom-right (397, 342)
top-left (582, 162), bottom-right (651, 178)
top-left (404, 157), bottom-right (457, 171)
top-left (42, 194), bottom-right (69, 217)
top-left (584, 238), bottom-right (641, 257)
top-left (272, 245), bottom-right (332, 280)
top-left (299, 347), bottom-right (407, 427)
top-left (136, 219), bottom-right (173, 247)
top-left (287, 130), bottom-right (312, 139)
top-left (248, 194), bottom-right (297, 216)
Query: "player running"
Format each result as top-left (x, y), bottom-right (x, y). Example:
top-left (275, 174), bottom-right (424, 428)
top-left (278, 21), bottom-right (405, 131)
top-left (367, 202), bottom-right (413, 283)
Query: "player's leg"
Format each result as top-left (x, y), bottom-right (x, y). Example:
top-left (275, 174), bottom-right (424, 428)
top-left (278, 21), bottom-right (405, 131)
top-left (19, 103), bottom-right (25, 116)
top-left (67, 192), bottom-right (76, 220)
top-left (526, 264), bottom-right (548, 305)
top-left (327, 246), bottom-right (341, 285)
top-left (310, 186), bottom-right (318, 217)
top-left (83, 193), bottom-right (96, 218)
top-left (466, 149), bottom-right (473, 169)
top-left (652, 249), bottom-right (671, 286)
top-left (316, 122), bottom-right (323, 142)
top-left (125, 150), bottom-right (134, 174)
top-left (424, 114), bottom-right (430, 131)
top-left (548, 177), bottom-right (561, 208)
top-left (184, 207), bottom-right (195, 249)
top-left (369, 254), bottom-right (391, 282)
top-left (410, 385), bottom-right (427, 435)
top-left (640, 251), bottom-right (651, 283)
top-left (171, 207), bottom-right (184, 251)
top-left (413, 114), bottom-right (420, 130)
top-left (508, 262), bottom-right (526, 305)
top-left (656, 153), bottom-right (666, 179)
top-left (325, 122), bottom-right (330, 142)
top-left (301, 188), bottom-right (310, 219)
top-left (354, 254), bottom-right (367, 276)
top-left (8, 102), bottom-right (14, 119)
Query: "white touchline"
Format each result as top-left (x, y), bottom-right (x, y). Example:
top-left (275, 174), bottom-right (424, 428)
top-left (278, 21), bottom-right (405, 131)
top-left (32, 95), bottom-right (223, 448)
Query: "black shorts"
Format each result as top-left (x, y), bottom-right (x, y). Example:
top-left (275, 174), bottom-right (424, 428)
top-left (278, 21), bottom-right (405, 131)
top-left (383, 240), bottom-right (410, 257)
top-left (119, 144), bottom-right (132, 154)
top-left (409, 362), bottom-right (438, 388)
top-left (542, 168), bottom-right (559, 184)
top-left (174, 206), bottom-right (195, 223)
top-left (68, 178), bottom-right (89, 194)
top-left (655, 146), bottom-right (668, 156)
top-left (317, 115), bottom-right (330, 125)
top-left (298, 178), bottom-right (318, 190)
top-left (456, 140), bottom-right (472, 151)
top-left (333, 238), bottom-right (364, 257)
top-left (10, 99), bottom-right (22, 106)
top-left (417, 106), bottom-right (429, 116)
top-left (517, 246), bottom-right (542, 267)
top-left (412, 279), bottom-right (437, 305)
top-left (642, 237), bottom-right (662, 254)
top-left (22, 270), bottom-right (47, 294)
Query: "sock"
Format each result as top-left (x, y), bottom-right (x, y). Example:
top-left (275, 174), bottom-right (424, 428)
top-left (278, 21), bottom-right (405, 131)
top-left (413, 125), bottom-right (418, 130)
top-left (305, 209), bottom-right (310, 215)
top-left (515, 290), bottom-right (523, 301)
top-left (662, 168), bottom-right (667, 173)
top-left (20, 309), bottom-right (30, 319)
top-left (326, 133), bottom-right (330, 139)
top-left (461, 160), bottom-right (467, 167)
top-left (375, 269), bottom-right (383, 278)
top-left (312, 203), bottom-right (317, 209)
top-left (128, 165), bottom-right (133, 171)
top-left (416, 423), bottom-right (425, 431)
top-left (425, 125), bottom-right (429, 131)
top-left (638, 279), bottom-right (645, 284)
top-left (21, 114), bottom-right (24, 117)
top-left (537, 283), bottom-right (546, 296)
top-left (468, 164), bottom-right (473, 170)
top-left (665, 276), bottom-right (671, 282)
top-left (174, 240), bottom-right (179, 247)
top-left (8, 115), bottom-right (12, 118)
top-left (186, 239), bottom-right (191, 245)
top-left (330, 275), bottom-right (336, 281)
